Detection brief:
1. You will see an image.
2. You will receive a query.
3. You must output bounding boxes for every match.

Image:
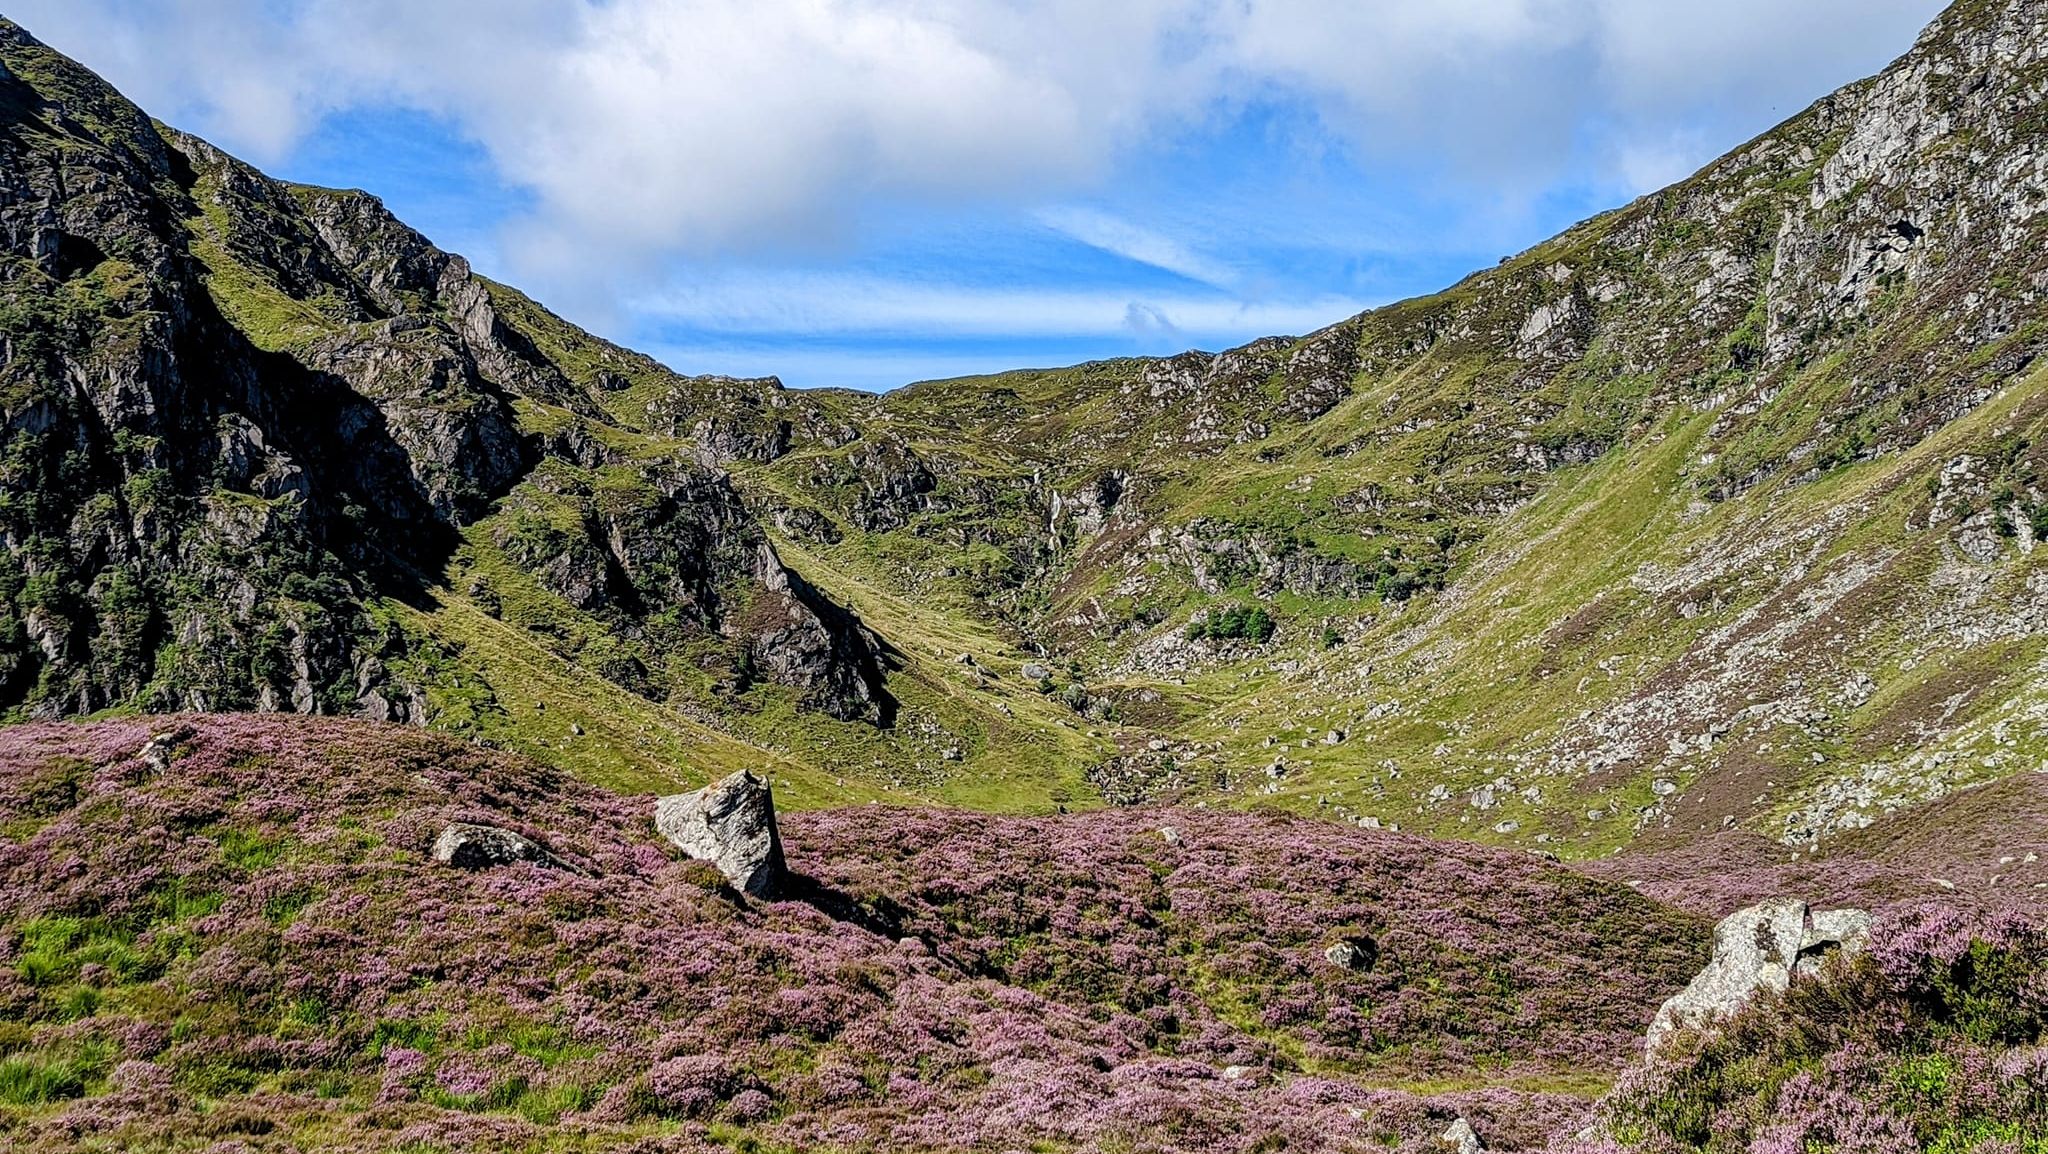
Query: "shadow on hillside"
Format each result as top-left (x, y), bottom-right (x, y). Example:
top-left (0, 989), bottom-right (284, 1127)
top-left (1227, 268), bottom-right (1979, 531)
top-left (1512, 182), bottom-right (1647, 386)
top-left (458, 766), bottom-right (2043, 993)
top-left (780, 872), bottom-right (908, 941)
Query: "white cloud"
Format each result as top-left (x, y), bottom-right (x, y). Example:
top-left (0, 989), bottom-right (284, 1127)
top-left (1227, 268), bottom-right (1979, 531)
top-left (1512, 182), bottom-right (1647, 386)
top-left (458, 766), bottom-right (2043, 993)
top-left (4, 0), bottom-right (1952, 370)
top-left (8, 0), bottom-right (1950, 264)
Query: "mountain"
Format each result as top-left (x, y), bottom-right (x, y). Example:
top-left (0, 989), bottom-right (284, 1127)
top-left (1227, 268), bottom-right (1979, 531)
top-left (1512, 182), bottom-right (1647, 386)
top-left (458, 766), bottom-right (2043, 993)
top-left (0, 19), bottom-right (892, 786)
top-left (1, 1), bottom-right (2047, 847)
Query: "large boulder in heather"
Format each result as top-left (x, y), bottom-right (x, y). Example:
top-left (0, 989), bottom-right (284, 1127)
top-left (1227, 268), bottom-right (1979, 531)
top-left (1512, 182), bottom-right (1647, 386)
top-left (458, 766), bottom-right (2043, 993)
top-left (654, 771), bottom-right (786, 897)
top-left (1645, 897), bottom-right (1871, 1057)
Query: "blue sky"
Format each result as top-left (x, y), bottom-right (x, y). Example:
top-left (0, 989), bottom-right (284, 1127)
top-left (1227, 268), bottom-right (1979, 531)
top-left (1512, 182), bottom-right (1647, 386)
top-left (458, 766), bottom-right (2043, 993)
top-left (16, 0), bottom-right (1948, 391)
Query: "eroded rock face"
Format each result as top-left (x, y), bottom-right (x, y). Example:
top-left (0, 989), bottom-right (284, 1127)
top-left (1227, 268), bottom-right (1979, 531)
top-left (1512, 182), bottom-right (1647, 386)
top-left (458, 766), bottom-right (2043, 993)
top-left (654, 771), bottom-right (786, 898)
top-left (1646, 898), bottom-right (1871, 1057)
top-left (0, 22), bottom-right (891, 729)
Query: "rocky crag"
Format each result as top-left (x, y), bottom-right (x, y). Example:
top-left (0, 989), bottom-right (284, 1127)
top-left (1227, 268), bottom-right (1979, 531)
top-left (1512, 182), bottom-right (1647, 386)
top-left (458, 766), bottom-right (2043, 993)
top-left (0, 21), bottom-right (888, 747)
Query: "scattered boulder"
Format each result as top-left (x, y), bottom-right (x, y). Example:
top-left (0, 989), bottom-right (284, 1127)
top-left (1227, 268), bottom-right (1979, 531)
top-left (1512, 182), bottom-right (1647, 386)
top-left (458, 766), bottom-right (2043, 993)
top-left (1645, 897), bottom-right (1871, 1057)
top-left (1324, 936), bottom-right (1379, 972)
top-left (655, 771), bottom-right (786, 898)
top-left (1159, 826), bottom-right (1182, 846)
top-left (1022, 662), bottom-right (1051, 681)
top-left (137, 730), bottom-right (186, 774)
top-left (431, 822), bottom-right (572, 872)
top-left (1440, 1117), bottom-right (1484, 1154)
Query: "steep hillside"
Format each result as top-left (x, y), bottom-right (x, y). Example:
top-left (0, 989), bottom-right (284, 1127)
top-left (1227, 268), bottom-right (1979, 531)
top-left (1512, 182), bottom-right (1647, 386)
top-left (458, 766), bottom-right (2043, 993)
top-left (2, 1), bottom-right (2047, 856)
top-left (676, 0), bottom-right (2048, 851)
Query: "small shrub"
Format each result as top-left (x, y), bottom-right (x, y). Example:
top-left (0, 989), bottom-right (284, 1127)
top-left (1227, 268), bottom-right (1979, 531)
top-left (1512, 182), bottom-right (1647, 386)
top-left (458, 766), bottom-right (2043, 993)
top-left (1187, 604), bottom-right (1276, 644)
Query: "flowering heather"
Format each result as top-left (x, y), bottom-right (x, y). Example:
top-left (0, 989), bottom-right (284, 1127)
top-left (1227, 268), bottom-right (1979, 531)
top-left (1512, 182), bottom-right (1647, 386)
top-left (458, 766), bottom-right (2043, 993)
top-left (0, 716), bottom-right (2041, 1153)
top-left (1583, 771), bottom-right (2048, 919)
top-left (0, 715), bottom-right (1712, 1152)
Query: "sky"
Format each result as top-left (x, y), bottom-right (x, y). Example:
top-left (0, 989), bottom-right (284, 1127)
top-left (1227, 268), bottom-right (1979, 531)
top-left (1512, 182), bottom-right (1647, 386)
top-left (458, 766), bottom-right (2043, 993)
top-left (13, 0), bottom-right (1948, 392)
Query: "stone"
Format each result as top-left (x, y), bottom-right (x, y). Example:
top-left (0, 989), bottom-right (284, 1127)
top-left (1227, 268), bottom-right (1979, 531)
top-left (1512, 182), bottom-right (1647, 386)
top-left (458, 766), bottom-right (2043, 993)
top-left (1646, 898), bottom-right (1872, 1057)
top-left (1022, 663), bottom-right (1051, 681)
top-left (1440, 1117), bottom-right (1484, 1154)
top-left (1159, 826), bottom-right (1182, 846)
top-left (1795, 907), bottom-right (1874, 979)
top-left (1324, 936), bottom-right (1378, 971)
top-left (655, 771), bottom-right (787, 898)
top-left (431, 822), bottom-right (568, 871)
top-left (137, 730), bottom-right (188, 774)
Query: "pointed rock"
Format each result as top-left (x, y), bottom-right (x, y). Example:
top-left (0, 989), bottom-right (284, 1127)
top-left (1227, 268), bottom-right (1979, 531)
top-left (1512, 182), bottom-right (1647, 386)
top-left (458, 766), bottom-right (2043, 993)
top-left (1646, 897), bottom-right (1871, 1057)
top-left (655, 771), bottom-right (786, 897)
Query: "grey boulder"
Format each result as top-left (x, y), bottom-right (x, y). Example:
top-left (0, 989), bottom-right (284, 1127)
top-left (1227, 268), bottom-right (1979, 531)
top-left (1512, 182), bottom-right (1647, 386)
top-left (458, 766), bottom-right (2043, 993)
top-left (1645, 897), bottom-right (1872, 1058)
top-left (1323, 936), bottom-right (1379, 972)
top-left (655, 770), bottom-right (787, 897)
top-left (1440, 1117), bottom-right (1484, 1154)
top-left (432, 822), bottom-right (571, 872)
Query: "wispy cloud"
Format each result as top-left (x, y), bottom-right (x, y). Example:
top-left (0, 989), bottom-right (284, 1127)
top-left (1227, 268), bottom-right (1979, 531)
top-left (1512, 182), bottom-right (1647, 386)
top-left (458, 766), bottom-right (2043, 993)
top-left (631, 272), bottom-right (1369, 340)
top-left (1035, 207), bottom-right (1239, 288)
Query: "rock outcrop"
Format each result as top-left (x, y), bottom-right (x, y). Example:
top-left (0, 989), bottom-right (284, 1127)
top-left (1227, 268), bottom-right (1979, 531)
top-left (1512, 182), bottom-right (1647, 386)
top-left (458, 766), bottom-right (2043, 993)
top-left (654, 771), bottom-right (787, 897)
top-left (0, 19), bottom-right (890, 731)
top-left (1323, 936), bottom-right (1378, 972)
top-left (1645, 898), bottom-right (1872, 1057)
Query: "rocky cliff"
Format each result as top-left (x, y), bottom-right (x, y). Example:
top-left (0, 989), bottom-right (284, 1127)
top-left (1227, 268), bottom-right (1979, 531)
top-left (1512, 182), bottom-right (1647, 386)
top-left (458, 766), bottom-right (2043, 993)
top-left (0, 21), bottom-right (888, 732)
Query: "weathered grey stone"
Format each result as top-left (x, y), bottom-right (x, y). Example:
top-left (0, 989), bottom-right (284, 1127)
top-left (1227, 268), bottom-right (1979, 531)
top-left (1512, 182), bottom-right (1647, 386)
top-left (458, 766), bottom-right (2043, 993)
top-left (432, 822), bottom-right (567, 871)
top-left (1646, 898), bottom-right (1872, 1057)
top-left (137, 730), bottom-right (185, 774)
top-left (655, 771), bottom-right (786, 897)
top-left (1324, 936), bottom-right (1379, 972)
top-left (1440, 1117), bottom-right (1484, 1154)
top-left (1795, 907), bottom-right (1875, 979)
top-left (1647, 897), bottom-right (1805, 1055)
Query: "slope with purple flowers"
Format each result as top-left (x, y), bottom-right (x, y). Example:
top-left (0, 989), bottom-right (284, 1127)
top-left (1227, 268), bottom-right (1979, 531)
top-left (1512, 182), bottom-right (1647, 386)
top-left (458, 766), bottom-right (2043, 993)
top-left (0, 714), bottom-right (1708, 1152)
